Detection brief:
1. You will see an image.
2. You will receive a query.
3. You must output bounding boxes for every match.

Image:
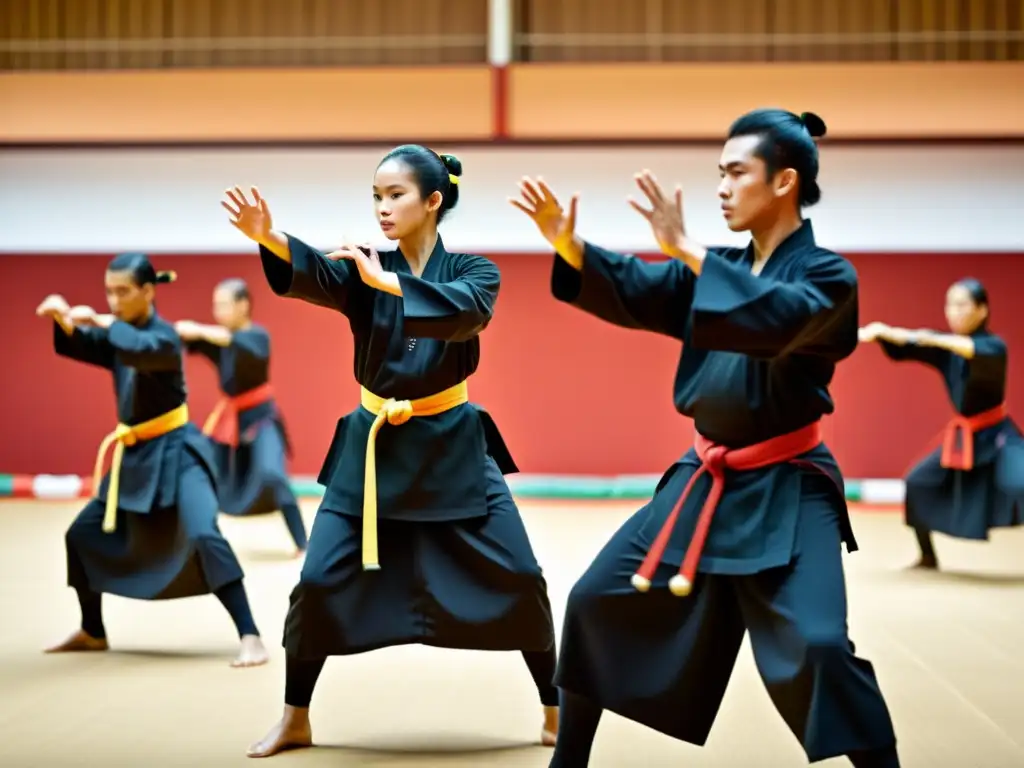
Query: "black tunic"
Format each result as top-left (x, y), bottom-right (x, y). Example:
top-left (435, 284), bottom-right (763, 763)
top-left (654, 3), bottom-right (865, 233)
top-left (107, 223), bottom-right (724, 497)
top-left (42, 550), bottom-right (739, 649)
top-left (262, 235), bottom-right (517, 523)
top-left (259, 234), bottom-right (552, 658)
top-left (186, 325), bottom-right (295, 516)
top-left (54, 314), bottom-right (244, 600)
top-left (881, 331), bottom-right (1024, 539)
top-left (549, 221), bottom-right (898, 762)
top-left (550, 220), bottom-right (857, 574)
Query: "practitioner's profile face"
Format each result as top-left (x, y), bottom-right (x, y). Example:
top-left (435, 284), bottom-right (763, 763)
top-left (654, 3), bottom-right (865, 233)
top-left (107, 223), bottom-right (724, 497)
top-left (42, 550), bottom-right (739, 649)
top-left (717, 135), bottom-right (796, 232)
top-left (944, 284), bottom-right (987, 335)
top-left (104, 270), bottom-right (153, 323)
top-left (372, 159), bottom-right (443, 241)
top-left (212, 286), bottom-right (246, 329)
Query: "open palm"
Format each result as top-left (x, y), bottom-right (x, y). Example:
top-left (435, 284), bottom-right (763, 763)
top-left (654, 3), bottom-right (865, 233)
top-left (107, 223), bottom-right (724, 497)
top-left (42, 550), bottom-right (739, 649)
top-left (222, 186), bottom-right (272, 243)
top-left (509, 177), bottom-right (578, 252)
top-left (628, 170), bottom-right (686, 256)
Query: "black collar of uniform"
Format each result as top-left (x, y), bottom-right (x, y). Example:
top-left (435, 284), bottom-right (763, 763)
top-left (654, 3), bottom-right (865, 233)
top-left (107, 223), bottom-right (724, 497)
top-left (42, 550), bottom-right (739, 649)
top-left (742, 218), bottom-right (816, 266)
top-left (396, 234), bottom-right (447, 279)
top-left (130, 308), bottom-right (158, 329)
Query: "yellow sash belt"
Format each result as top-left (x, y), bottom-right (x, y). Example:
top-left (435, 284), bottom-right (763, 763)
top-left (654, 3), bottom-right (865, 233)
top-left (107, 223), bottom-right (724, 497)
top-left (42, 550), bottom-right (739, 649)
top-left (92, 404), bottom-right (190, 534)
top-left (359, 380), bottom-right (469, 570)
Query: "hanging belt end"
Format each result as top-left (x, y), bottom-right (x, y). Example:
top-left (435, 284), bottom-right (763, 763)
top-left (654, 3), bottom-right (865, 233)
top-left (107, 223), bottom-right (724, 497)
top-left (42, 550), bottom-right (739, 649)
top-left (668, 574), bottom-right (692, 597)
top-left (362, 561), bottom-right (381, 572)
top-left (630, 573), bottom-right (651, 592)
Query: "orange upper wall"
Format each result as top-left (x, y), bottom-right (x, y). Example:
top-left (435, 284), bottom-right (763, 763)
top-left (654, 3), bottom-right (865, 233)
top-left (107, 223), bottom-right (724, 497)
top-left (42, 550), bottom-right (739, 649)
top-left (1, 62), bottom-right (1022, 144)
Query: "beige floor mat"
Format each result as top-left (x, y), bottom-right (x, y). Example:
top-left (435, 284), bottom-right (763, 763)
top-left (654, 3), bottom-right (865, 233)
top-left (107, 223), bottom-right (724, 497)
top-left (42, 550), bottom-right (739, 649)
top-left (1, 499), bottom-right (1022, 767)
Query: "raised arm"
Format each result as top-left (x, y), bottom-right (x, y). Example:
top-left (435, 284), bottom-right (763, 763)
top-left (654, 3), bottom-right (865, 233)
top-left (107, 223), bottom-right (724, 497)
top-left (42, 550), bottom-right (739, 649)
top-left (398, 254), bottom-right (500, 342)
top-left (688, 250), bottom-right (859, 360)
top-left (510, 177), bottom-right (692, 339)
top-left (221, 186), bottom-right (357, 314)
top-left (177, 321), bottom-right (223, 364)
top-left (860, 322), bottom-right (952, 370)
top-left (551, 242), bottom-right (693, 338)
top-left (260, 234), bottom-right (357, 313)
top-left (37, 294), bottom-right (115, 370)
top-left (54, 324), bottom-right (116, 369)
top-left (177, 321), bottom-right (270, 363)
top-left (915, 329), bottom-right (994, 361)
top-left (61, 305), bottom-right (181, 371)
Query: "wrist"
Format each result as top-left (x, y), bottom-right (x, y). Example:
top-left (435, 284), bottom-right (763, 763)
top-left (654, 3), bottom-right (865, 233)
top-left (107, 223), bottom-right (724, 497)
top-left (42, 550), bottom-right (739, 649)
top-left (373, 271), bottom-right (402, 296)
top-left (670, 236), bottom-right (706, 269)
top-left (553, 234), bottom-right (585, 270)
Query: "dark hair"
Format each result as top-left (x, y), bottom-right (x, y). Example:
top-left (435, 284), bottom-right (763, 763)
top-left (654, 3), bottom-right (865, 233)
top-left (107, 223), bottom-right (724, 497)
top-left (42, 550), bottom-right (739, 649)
top-left (377, 144), bottom-right (463, 224)
top-left (216, 277), bottom-right (250, 303)
top-left (106, 252), bottom-right (176, 287)
top-left (952, 276), bottom-right (990, 329)
top-left (727, 109), bottom-right (827, 208)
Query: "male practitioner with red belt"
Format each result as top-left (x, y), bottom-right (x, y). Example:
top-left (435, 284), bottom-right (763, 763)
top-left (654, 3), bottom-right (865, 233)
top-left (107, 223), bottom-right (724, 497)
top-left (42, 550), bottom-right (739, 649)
top-left (511, 108), bottom-right (901, 767)
top-left (176, 278), bottom-right (308, 554)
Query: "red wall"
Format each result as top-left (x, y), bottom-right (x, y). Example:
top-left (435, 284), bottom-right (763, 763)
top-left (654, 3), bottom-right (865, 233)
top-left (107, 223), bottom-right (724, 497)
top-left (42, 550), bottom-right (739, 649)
top-left (2, 253), bottom-right (1021, 479)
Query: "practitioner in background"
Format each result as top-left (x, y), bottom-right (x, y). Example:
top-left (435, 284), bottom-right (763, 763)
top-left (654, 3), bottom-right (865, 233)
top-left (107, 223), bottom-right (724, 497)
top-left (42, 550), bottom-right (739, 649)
top-left (513, 109), bottom-right (900, 767)
top-left (35, 254), bottom-right (268, 668)
top-left (224, 145), bottom-right (558, 758)
top-left (859, 278), bottom-right (1023, 570)
top-left (176, 278), bottom-right (308, 556)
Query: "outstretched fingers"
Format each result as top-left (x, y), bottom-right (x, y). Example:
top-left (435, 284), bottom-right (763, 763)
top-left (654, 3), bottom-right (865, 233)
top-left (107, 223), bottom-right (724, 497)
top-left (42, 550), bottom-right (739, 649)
top-left (634, 170), bottom-right (667, 207)
top-left (565, 193), bottom-right (579, 232)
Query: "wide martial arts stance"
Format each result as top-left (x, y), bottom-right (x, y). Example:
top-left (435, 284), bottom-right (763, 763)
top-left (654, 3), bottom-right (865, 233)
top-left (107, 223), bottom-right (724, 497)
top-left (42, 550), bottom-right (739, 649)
top-left (512, 109), bottom-right (901, 766)
top-left (35, 254), bottom-right (268, 668)
top-left (176, 279), bottom-right (309, 555)
top-left (860, 278), bottom-right (1023, 570)
top-left (224, 145), bottom-right (559, 758)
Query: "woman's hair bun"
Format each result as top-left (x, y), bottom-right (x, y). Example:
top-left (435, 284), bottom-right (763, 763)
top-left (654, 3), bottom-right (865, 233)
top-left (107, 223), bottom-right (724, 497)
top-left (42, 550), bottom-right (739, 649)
top-left (440, 153), bottom-right (463, 178)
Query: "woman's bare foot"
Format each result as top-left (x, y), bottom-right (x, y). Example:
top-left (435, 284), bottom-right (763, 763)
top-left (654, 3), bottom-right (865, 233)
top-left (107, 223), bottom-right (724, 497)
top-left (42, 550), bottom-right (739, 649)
top-left (908, 555), bottom-right (939, 571)
top-left (232, 634), bottom-right (270, 668)
top-left (541, 705), bottom-right (559, 746)
top-left (44, 629), bottom-right (109, 653)
top-left (247, 705), bottom-right (313, 758)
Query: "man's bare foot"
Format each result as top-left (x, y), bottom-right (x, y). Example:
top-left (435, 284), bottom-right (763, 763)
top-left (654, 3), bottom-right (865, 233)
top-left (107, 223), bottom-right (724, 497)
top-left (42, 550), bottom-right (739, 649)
top-left (541, 705), bottom-right (559, 747)
top-left (44, 629), bottom-right (109, 654)
top-left (232, 634), bottom-right (270, 668)
top-left (247, 705), bottom-right (313, 758)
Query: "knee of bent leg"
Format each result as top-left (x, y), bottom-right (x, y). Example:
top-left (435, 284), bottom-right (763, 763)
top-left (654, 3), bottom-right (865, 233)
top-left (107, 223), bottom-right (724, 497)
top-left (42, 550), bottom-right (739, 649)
top-left (297, 560), bottom-right (335, 590)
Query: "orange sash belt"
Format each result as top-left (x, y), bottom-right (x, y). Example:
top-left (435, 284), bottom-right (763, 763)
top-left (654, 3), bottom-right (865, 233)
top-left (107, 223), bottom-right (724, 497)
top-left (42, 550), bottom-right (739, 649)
top-left (940, 403), bottom-right (1008, 471)
top-left (94, 404), bottom-right (190, 533)
top-left (202, 382), bottom-right (275, 447)
top-left (632, 420), bottom-right (824, 598)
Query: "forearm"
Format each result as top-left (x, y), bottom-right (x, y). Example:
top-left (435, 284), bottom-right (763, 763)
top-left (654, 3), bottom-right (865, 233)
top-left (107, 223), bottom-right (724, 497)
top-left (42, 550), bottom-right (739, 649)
top-left (191, 324), bottom-right (232, 347)
top-left (917, 331), bottom-right (975, 359)
top-left (555, 235), bottom-right (586, 271)
top-left (373, 272), bottom-right (403, 297)
top-left (53, 314), bottom-right (74, 336)
top-left (668, 235), bottom-right (707, 275)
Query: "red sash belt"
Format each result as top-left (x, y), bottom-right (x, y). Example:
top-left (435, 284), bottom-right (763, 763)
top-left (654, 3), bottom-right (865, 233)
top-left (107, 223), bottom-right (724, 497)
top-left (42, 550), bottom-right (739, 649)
top-left (632, 420), bottom-right (824, 598)
top-left (940, 403), bottom-right (1008, 471)
top-left (202, 382), bottom-right (275, 447)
